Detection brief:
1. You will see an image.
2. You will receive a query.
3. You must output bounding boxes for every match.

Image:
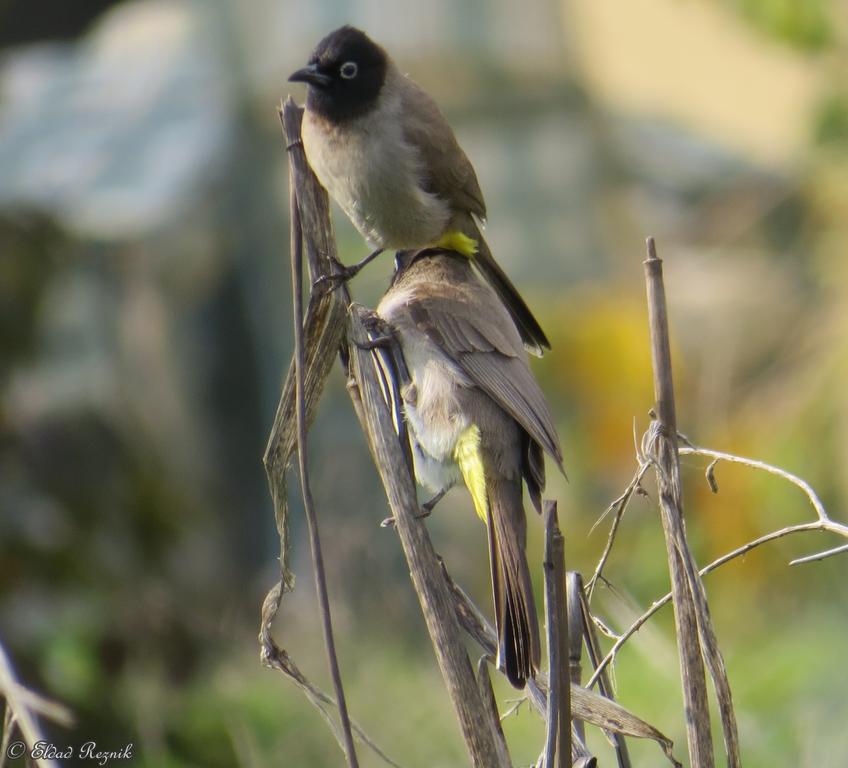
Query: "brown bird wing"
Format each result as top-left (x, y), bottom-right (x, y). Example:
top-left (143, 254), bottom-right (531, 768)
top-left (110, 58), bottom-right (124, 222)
top-left (399, 77), bottom-right (487, 220)
top-left (407, 295), bottom-right (563, 471)
top-left (398, 77), bottom-right (550, 355)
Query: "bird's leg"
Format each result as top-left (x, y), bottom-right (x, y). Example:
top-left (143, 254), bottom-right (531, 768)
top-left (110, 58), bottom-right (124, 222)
top-left (381, 489), bottom-right (447, 528)
top-left (314, 248), bottom-right (384, 292)
top-left (421, 488), bottom-right (448, 515)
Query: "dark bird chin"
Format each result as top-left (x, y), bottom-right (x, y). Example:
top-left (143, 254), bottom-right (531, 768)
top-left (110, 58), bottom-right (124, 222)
top-left (304, 76), bottom-right (382, 124)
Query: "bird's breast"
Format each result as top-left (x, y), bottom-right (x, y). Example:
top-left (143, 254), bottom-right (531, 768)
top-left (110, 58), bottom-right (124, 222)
top-left (302, 105), bottom-right (450, 249)
top-left (397, 337), bottom-right (472, 462)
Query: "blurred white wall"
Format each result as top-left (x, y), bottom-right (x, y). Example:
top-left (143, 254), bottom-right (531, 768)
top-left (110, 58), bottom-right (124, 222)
top-left (0, 0), bottom-right (234, 239)
top-left (568, 0), bottom-right (821, 165)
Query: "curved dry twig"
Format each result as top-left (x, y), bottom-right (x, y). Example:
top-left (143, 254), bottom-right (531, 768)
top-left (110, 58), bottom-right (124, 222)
top-left (586, 462), bottom-right (651, 601)
top-left (259, 596), bottom-right (404, 768)
top-left (791, 542), bottom-right (848, 565)
top-left (678, 441), bottom-right (848, 563)
top-left (587, 434), bottom-right (848, 693)
top-left (587, 516), bottom-right (847, 689)
top-left (678, 440), bottom-right (826, 518)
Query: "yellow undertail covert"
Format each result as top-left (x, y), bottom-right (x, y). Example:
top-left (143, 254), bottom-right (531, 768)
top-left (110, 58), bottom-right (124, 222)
top-left (453, 424), bottom-right (488, 523)
top-left (435, 230), bottom-right (478, 259)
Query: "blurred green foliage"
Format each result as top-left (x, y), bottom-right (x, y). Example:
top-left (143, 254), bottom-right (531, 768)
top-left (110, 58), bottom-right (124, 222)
top-left (0, 214), bottom-right (60, 370)
top-left (814, 92), bottom-right (848, 148)
top-left (723, 0), bottom-right (834, 51)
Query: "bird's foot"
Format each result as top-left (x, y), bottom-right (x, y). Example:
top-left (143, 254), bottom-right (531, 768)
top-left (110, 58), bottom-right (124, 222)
top-left (312, 255), bottom-right (351, 293)
top-left (380, 505), bottom-right (434, 529)
top-left (381, 488), bottom-right (446, 527)
top-left (350, 309), bottom-right (394, 351)
top-left (313, 248), bottom-right (383, 293)
top-left (350, 309), bottom-right (415, 402)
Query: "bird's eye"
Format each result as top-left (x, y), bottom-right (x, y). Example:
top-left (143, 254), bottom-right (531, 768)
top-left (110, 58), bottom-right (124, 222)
top-left (339, 61), bottom-right (358, 79)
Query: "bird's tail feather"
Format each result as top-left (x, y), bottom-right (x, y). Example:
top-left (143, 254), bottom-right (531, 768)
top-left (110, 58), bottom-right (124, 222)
top-left (486, 475), bottom-right (541, 688)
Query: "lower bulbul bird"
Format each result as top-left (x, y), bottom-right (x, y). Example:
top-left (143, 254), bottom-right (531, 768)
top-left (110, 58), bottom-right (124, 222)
top-left (289, 25), bottom-right (550, 356)
top-left (375, 247), bottom-right (564, 688)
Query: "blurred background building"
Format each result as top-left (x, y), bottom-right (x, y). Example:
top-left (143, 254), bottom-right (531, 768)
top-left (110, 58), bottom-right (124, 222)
top-left (1, 0), bottom-right (847, 765)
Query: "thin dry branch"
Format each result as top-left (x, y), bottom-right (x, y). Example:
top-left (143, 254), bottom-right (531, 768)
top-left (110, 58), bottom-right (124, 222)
top-left (576, 586), bottom-right (631, 767)
top-left (0, 643), bottom-right (73, 768)
top-left (542, 502), bottom-right (571, 768)
top-left (476, 659), bottom-right (512, 768)
top-left (290, 160), bottom-right (358, 768)
top-left (566, 573), bottom-right (585, 747)
top-left (644, 238), bottom-right (718, 768)
top-left (791, 542), bottom-right (848, 564)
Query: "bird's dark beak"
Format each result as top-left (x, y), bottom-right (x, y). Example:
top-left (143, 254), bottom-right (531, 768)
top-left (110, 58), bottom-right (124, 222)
top-left (288, 63), bottom-right (332, 88)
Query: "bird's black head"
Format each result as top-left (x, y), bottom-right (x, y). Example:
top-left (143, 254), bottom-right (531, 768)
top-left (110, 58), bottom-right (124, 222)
top-left (289, 26), bottom-right (388, 123)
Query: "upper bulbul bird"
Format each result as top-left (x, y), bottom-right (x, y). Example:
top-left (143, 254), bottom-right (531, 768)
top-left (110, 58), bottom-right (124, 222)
top-left (374, 246), bottom-right (564, 688)
top-left (289, 25), bottom-right (550, 356)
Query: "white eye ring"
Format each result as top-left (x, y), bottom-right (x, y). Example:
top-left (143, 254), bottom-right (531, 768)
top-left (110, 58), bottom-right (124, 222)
top-left (339, 61), bottom-right (358, 79)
